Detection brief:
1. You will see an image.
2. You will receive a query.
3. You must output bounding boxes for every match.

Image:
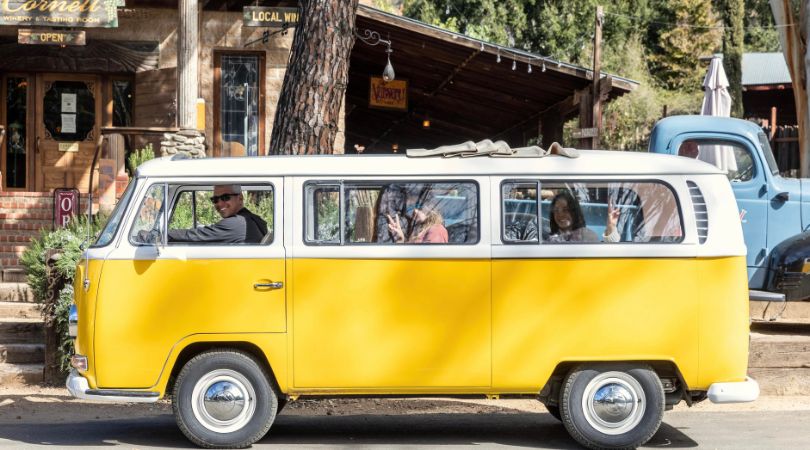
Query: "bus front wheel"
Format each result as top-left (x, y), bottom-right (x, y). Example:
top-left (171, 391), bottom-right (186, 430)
top-left (173, 350), bottom-right (277, 448)
top-left (560, 363), bottom-right (664, 449)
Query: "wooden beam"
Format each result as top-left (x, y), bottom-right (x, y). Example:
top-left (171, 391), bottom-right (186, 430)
top-left (492, 93), bottom-right (580, 142)
top-left (591, 5), bottom-right (603, 149)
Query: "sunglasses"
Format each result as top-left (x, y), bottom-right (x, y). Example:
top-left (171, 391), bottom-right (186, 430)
top-left (209, 193), bottom-right (239, 204)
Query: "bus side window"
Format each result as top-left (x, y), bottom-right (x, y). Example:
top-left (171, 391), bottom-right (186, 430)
top-left (305, 183), bottom-right (340, 244)
top-left (307, 180), bottom-right (479, 246)
top-left (502, 181), bottom-right (540, 243)
top-left (534, 181), bottom-right (682, 244)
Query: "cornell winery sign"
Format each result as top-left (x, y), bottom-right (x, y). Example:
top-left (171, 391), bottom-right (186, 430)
top-left (0, 0), bottom-right (119, 28)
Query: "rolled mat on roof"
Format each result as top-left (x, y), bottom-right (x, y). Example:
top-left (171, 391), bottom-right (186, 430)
top-left (406, 139), bottom-right (579, 158)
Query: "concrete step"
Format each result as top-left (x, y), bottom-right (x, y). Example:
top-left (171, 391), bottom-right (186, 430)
top-left (0, 362), bottom-right (43, 386)
top-left (0, 343), bottom-right (44, 364)
top-left (0, 283), bottom-right (34, 303)
top-left (749, 368), bottom-right (810, 396)
top-left (1, 267), bottom-right (26, 283)
top-left (0, 318), bottom-right (44, 344)
top-left (0, 301), bottom-right (39, 318)
top-left (749, 331), bottom-right (810, 368)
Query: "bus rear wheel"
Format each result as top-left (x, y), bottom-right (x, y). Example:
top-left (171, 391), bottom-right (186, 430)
top-left (173, 350), bottom-right (277, 448)
top-left (560, 363), bottom-right (664, 449)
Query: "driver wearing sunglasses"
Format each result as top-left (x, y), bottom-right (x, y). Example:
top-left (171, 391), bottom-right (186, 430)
top-left (167, 184), bottom-right (268, 244)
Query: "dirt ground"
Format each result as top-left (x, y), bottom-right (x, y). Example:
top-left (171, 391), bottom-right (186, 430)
top-left (1, 384), bottom-right (809, 424)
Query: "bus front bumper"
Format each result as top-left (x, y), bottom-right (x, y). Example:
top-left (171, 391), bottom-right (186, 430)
top-left (707, 377), bottom-right (759, 403)
top-left (66, 370), bottom-right (160, 403)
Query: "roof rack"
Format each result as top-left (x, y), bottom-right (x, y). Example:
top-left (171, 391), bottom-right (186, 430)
top-left (406, 139), bottom-right (579, 158)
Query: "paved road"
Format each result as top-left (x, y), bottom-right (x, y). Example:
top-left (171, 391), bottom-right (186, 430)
top-left (0, 399), bottom-right (807, 449)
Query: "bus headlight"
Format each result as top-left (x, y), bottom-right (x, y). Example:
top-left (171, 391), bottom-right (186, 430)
top-left (70, 355), bottom-right (88, 371)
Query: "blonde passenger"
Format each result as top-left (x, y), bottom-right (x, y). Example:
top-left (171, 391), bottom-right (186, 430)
top-left (386, 201), bottom-right (449, 243)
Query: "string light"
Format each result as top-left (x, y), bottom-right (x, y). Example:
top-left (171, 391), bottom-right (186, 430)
top-left (512, 59), bottom-right (516, 70)
top-left (496, 49), bottom-right (501, 63)
top-left (527, 64), bottom-right (532, 74)
top-left (542, 60), bottom-right (546, 72)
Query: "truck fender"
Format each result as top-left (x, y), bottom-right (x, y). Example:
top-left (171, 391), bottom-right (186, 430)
top-left (767, 231), bottom-right (810, 300)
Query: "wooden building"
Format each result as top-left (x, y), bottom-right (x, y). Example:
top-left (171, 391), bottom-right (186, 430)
top-left (0, 1), bottom-right (637, 196)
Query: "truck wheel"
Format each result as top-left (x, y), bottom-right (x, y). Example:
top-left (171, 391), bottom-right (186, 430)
top-left (560, 363), bottom-right (664, 449)
top-left (173, 350), bottom-right (277, 448)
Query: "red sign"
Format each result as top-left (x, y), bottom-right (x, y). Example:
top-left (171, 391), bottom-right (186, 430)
top-left (54, 188), bottom-right (80, 228)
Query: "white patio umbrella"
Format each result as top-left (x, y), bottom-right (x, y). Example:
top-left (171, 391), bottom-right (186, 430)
top-left (698, 56), bottom-right (737, 172)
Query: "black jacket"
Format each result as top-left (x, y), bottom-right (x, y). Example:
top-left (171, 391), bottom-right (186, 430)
top-left (168, 208), bottom-right (268, 244)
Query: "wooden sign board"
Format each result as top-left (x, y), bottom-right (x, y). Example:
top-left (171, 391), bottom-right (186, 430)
top-left (58, 142), bottom-right (79, 152)
top-left (18, 29), bottom-right (86, 46)
top-left (369, 77), bottom-right (408, 111)
top-left (0, 0), bottom-right (118, 28)
top-left (572, 127), bottom-right (599, 139)
top-left (243, 6), bottom-right (299, 27)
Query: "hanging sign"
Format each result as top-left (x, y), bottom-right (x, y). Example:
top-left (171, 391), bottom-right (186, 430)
top-left (18, 29), bottom-right (86, 45)
top-left (572, 127), bottom-right (599, 139)
top-left (243, 6), bottom-right (299, 27)
top-left (369, 77), bottom-right (408, 111)
top-left (0, 0), bottom-right (119, 28)
top-left (53, 188), bottom-right (80, 228)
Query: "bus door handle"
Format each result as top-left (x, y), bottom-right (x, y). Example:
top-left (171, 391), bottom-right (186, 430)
top-left (254, 281), bottom-right (283, 290)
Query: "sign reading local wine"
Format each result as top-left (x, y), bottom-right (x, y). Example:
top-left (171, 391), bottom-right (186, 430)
top-left (0, 0), bottom-right (119, 28)
top-left (243, 6), bottom-right (299, 28)
top-left (18, 29), bottom-right (86, 45)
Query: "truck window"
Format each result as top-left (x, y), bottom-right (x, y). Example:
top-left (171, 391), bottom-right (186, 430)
top-left (678, 139), bottom-right (754, 182)
top-left (757, 131), bottom-right (780, 176)
top-left (305, 181), bottom-right (479, 245)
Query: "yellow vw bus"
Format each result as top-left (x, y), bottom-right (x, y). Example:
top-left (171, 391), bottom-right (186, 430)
top-left (67, 146), bottom-right (757, 449)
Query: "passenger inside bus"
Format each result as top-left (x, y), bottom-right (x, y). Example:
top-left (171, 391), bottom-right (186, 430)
top-left (385, 200), bottom-right (449, 244)
top-left (548, 191), bottom-right (599, 242)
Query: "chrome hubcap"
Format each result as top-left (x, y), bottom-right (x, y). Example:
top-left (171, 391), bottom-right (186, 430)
top-left (191, 369), bottom-right (256, 433)
top-left (581, 371), bottom-right (645, 435)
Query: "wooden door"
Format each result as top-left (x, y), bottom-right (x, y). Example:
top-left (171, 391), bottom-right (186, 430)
top-left (35, 73), bottom-right (101, 192)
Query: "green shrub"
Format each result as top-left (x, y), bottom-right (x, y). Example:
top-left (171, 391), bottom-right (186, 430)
top-left (20, 214), bottom-right (108, 373)
top-left (127, 143), bottom-right (155, 176)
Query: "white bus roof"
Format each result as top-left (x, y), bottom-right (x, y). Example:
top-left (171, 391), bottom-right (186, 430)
top-left (135, 150), bottom-right (724, 178)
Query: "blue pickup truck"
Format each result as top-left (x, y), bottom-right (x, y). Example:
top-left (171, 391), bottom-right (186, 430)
top-left (650, 115), bottom-right (806, 301)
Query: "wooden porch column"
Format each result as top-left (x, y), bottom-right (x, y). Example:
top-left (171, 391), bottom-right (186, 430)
top-left (578, 88), bottom-right (593, 149)
top-left (178, 0), bottom-right (199, 129)
top-left (540, 112), bottom-right (563, 148)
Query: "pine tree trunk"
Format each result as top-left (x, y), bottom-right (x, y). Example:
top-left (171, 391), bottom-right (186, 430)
top-left (268, 0), bottom-right (359, 155)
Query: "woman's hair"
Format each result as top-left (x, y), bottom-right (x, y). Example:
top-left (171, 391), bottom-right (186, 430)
top-left (410, 204), bottom-right (444, 241)
top-left (549, 191), bottom-right (586, 234)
